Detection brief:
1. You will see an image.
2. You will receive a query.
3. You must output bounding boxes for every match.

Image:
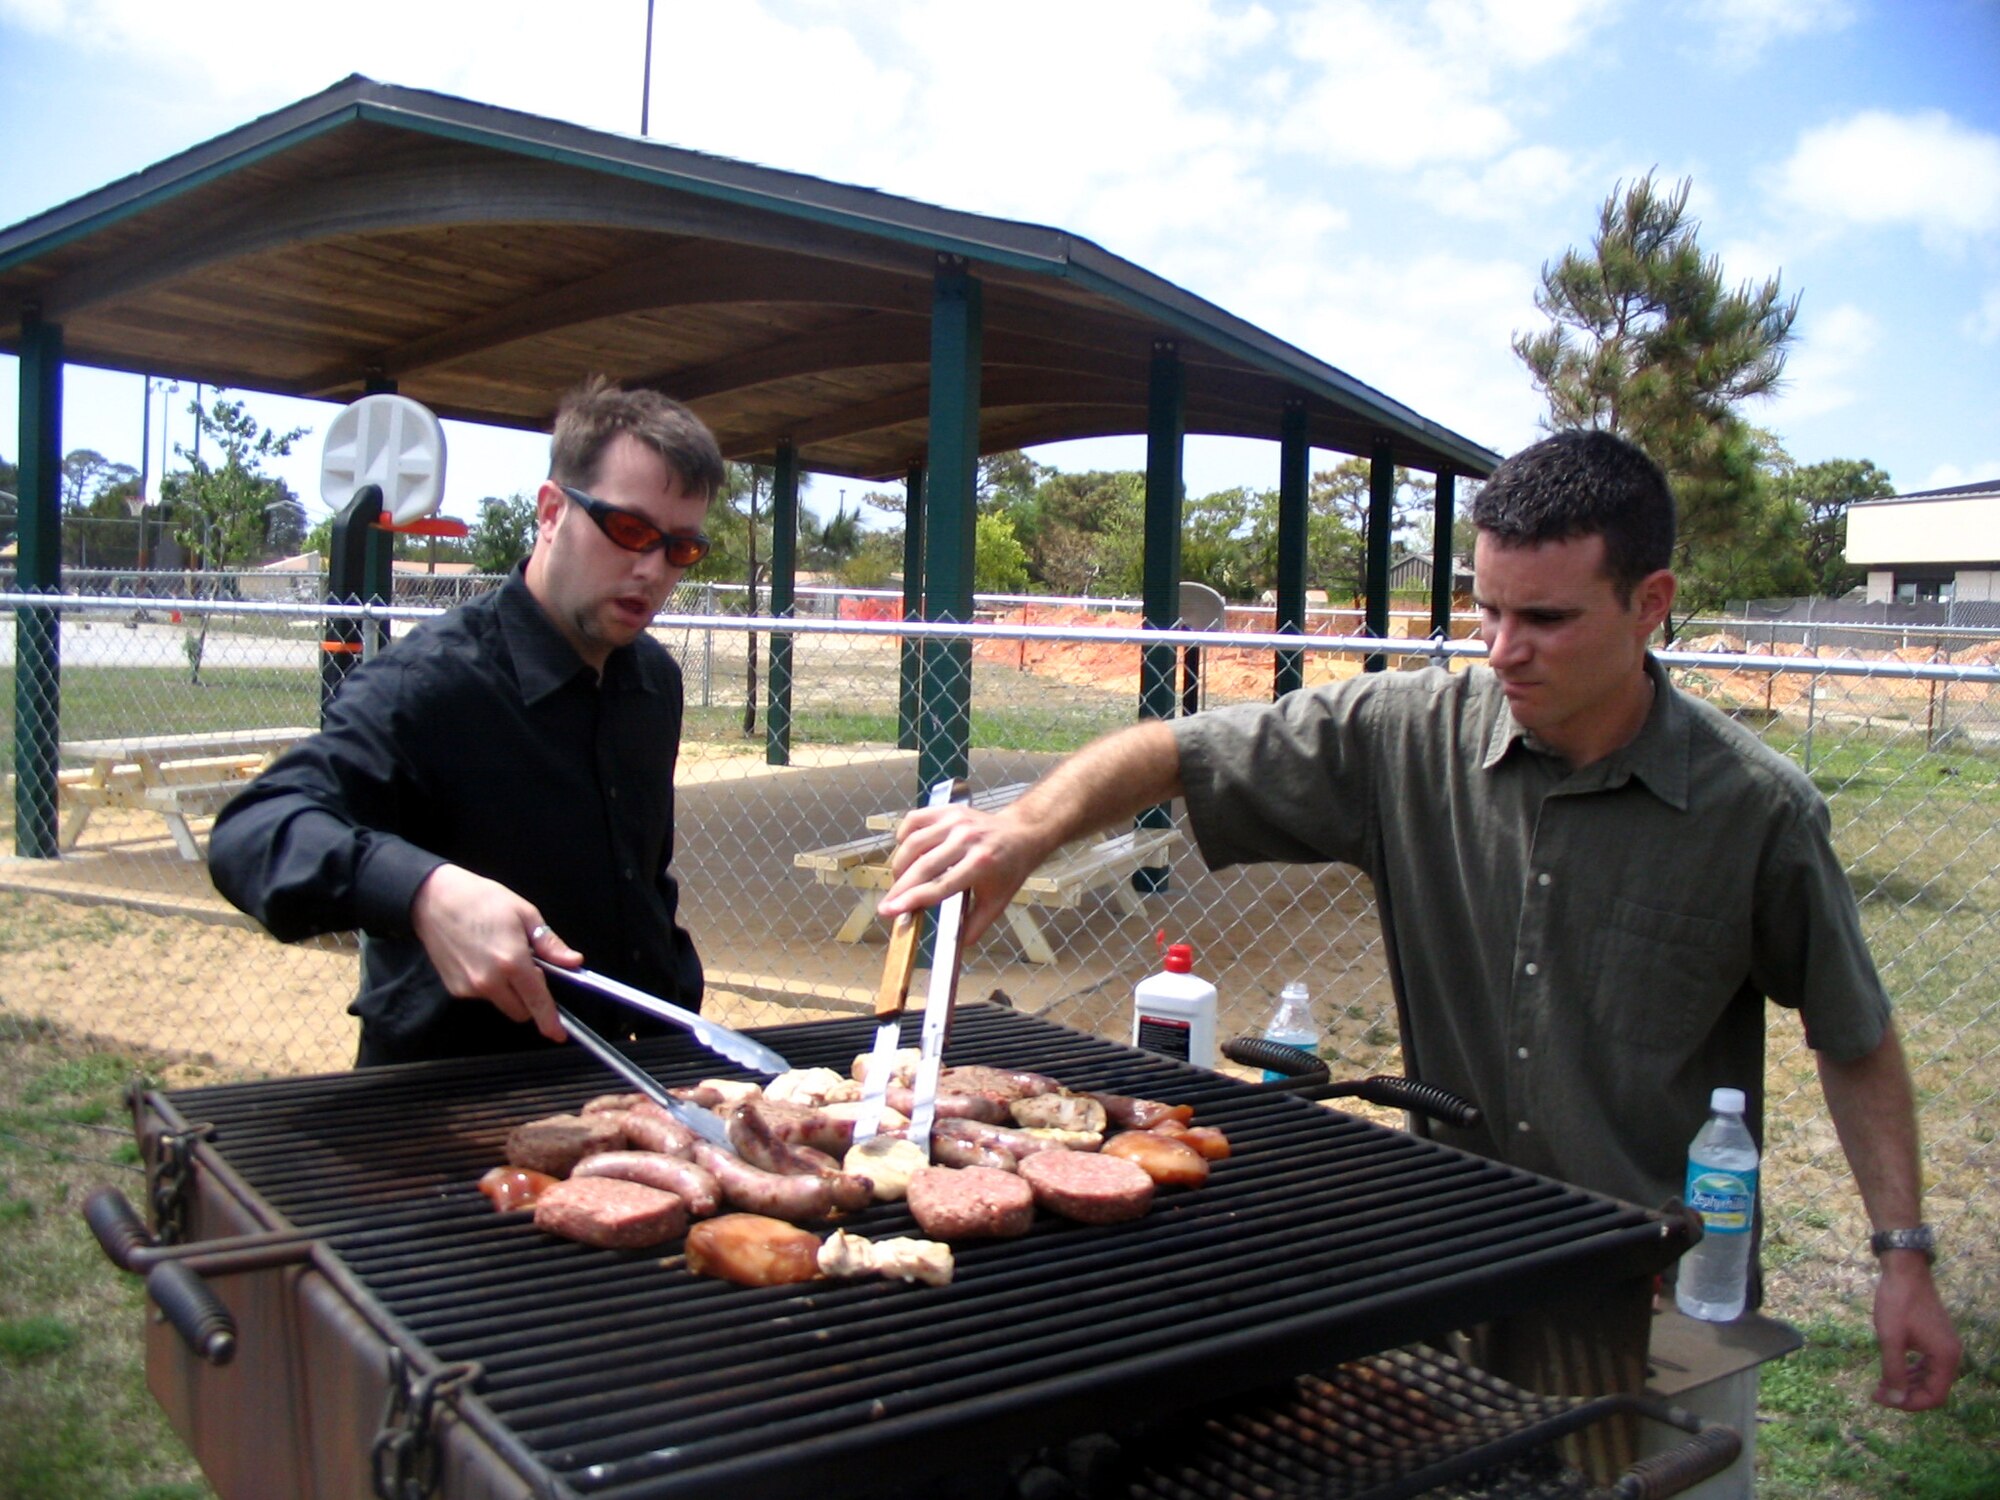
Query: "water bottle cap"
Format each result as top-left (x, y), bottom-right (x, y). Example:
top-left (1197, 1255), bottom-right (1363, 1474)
top-left (1710, 1087), bottom-right (1746, 1115)
top-left (1163, 943), bottom-right (1193, 974)
top-left (1281, 980), bottom-right (1308, 1000)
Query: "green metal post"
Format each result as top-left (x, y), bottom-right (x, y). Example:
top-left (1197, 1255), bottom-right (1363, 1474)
top-left (765, 442), bottom-right (799, 766)
top-left (363, 374), bottom-right (396, 654)
top-left (1430, 468), bottom-right (1457, 642)
top-left (1364, 437), bottom-right (1393, 672)
top-left (13, 310), bottom-right (63, 858)
top-left (1136, 341), bottom-right (1184, 892)
top-left (1274, 398), bottom-right (1309, 699)
top-left (918, 261), bottom-right (980, 796)
top-left (898, 461), bottom-right (925, 750)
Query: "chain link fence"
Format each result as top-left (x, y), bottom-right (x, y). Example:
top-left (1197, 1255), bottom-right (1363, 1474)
top-left (2, 580), bottom-right (1994, 1362)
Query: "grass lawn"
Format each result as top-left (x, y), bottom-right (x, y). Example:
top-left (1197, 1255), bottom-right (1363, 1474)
top-left (0, 1022), bottom-right (214, 1499)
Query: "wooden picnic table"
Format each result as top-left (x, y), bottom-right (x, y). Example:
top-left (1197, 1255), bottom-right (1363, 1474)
top-left (795, 782), bottom-right (1180, 963)
top-left (58, 726), bottom-right (315, 861)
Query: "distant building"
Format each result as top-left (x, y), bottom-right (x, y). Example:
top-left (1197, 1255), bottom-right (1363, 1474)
top-left (1845, 479), bottom-right (2000, 603)
top-left (1388, 549), bottom-right (1472, 594)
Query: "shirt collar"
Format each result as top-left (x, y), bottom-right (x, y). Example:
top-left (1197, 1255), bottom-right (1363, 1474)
top-left (1481, 654), bottom-right (1690, 809)
top-left (496, 565), bottom-right (650, 703)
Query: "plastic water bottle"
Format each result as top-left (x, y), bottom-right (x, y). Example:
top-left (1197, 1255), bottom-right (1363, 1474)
top-left (1676, 1087), bottom-right (1759, 1322)
top-left (1132, 941), bottom-right (1218, 1067)
top-left (1259, 980), bottom-right (1319, 1083)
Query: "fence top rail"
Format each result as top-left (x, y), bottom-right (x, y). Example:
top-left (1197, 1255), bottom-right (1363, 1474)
top-left (11, 592), bottom-right (2000, 685)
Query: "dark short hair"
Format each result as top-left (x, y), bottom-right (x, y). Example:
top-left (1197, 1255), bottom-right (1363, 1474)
top-left (1470, 429), bottom-right (1675, 601)
top-left (549, 376), bottom-right (726, 502)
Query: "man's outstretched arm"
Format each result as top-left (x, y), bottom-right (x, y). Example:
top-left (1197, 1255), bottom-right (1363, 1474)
top-left (879, 719), bottom-right (1182, 942)
top-left (1815, 1022), bottom-right (1962, 1411)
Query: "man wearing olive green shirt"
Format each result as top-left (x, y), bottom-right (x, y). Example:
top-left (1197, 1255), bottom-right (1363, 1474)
top-left (882, 430), bottom-right (1960, 1414)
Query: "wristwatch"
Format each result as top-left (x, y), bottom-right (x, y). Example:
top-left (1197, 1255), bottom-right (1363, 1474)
top-left (1869, 1225), bottom-right (1936, 1262)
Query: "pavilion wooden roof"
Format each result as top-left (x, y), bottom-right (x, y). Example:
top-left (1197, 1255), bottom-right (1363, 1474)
top-left (0, 76), bottom-right (1497, 484)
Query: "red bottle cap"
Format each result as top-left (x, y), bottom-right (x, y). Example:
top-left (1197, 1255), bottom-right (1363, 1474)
top-left (1164, 943), bottom-right (1193, 973)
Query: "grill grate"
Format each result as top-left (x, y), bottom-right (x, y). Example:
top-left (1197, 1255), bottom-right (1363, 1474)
top-left (1126, 1344), bottom-right (1623, 1499)
top-left (150, 1004), bottom-right (1684, 1499)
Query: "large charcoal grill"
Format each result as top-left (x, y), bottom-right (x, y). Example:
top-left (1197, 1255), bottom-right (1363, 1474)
top-left (109, 1003), bottom-right (1692, 1499)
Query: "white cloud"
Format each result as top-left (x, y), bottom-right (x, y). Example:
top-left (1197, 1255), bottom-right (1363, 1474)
top-left (1270, 0), bottom-right (1615, 172)
top-left (1416, 145), bottom-right (1584, 222)
top-left (1769, 301), bottom-right (1877, 423)
top-left (1967, 288), bottom-right (2000, 345)
top-left (1777, 109), bottom-right (2000, 247)
top-left (1687, 0), bottom-right (1857, 62)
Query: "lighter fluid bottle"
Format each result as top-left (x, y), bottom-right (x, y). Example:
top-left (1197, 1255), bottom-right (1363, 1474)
top-left (1132, 942), bottom-right (1218, 1067)
top-left (1260, 980), bottom-right (1318, 1083)
top-left (1676, 1087), bottom-right (1759, 1321)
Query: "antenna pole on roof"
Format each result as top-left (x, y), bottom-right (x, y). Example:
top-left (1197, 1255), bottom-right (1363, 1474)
top-left (640, 0), bottom-right (656, 135)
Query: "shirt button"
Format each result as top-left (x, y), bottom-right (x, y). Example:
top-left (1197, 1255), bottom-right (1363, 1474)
top-left (608, 787), bottom-right (619, 801)
top-left (1523, 962), bottom-right (1539, 977)
top-left (1516, 1120), bottom-right (1532, 1133)
top-left (622, 867), bottom-right (635, 881)
top-left (1516, 1046), bottom-right (1530, 1060)
top-left (1537, 872), bottom-right (1551, 887)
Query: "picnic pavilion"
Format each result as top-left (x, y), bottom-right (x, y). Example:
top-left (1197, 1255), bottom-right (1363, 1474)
top-left (1, 75), bottom-right (1498, 859)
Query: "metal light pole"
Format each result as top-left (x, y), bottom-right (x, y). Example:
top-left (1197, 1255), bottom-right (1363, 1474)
top-left (640, 0), bottom-right (656, 135)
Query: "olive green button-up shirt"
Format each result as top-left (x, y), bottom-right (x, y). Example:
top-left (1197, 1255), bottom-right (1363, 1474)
top-left (1173, 654), bottom-right (1889, 1213)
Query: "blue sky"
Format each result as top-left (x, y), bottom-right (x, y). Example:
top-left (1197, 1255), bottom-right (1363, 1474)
top-left (2, 0), bottom-right (1996, 528)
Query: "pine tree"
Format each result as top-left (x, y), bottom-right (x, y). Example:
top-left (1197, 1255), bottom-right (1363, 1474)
top-left (1514, 174), bottom-right (1800, 631)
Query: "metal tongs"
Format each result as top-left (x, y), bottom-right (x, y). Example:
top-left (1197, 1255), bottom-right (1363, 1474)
top-left (536, 959), bottom-right (790, 1075)
top-left (553, 1002), bottom-right (731, 1146)
top-left (852, 778), bottom-right (968, 1156)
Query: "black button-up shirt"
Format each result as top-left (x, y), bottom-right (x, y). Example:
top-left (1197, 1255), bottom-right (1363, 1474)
top-left (210, 567), bottom-right (701, 1064)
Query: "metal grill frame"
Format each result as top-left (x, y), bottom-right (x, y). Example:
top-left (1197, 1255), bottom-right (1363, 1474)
top-left (137, 1004), bottom-right (1690, 1499)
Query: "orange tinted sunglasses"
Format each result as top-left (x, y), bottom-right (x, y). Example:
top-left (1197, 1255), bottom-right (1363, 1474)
top-left (559, 485), bottom-right (712, 567)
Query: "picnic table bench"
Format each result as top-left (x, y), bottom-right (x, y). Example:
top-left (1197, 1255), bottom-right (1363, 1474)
top-left (794, 782), bottom-right (1180, 962)
top-left (57, 726), bottom-right (315, 861)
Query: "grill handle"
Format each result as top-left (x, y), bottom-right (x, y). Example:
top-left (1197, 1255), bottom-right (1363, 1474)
top-left (1222, 1037), bottom-right (1482, 1130)
top-left (84, 1187), bottom-right (238, 1367)
top-left (1613, 1420), bottom-right (1743, 1499)
top-left (145, 1260), bottom-right (237, 1366)
top-left (84, 1185), bottom-right (156, 1270)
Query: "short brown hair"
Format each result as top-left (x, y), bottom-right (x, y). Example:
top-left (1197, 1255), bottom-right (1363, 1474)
top-left (548, 376), bottom-right (726, 501)
top-left (1470, 429), bottom-right (1675, 603)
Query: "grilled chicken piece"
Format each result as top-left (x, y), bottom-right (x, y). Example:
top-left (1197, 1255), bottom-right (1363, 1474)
top-left (818, 1229), bottom-right (954, 1286)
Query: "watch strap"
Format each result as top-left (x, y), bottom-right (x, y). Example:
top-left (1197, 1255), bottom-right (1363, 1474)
top-left (1869, 1224), bottom-right (1936, 1261)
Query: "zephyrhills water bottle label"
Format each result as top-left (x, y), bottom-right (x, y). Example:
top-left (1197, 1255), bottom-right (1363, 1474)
top-left (1684, 1164), bottom-right (1758, 1234)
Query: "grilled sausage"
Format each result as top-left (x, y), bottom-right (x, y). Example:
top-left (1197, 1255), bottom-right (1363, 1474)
top-left (935, 1117), bottom-right (1068, 1162)
top-left (884, 1085), bottom-right (1010, 1124)
top-left (692, 1142), bottom-right (872, 1222)
top-left (939, 1065), bottom-right (1065, 1101)
top-left (1009, 1094), bottom-right (1109, 1134)
top-left (739, 1096), bottom-right (858, 1156)
top-left (573, 1152), bottom-right (722, 1217)
top-left (728, 1098), bottom-right (847, 1176)
top-left (1087, 1092), bottom-right (1196, 1130)
top-left (615, 1110), bottom-right (699, 1158)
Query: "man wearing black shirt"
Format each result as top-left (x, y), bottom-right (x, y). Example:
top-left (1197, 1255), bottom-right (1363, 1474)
top-left (210, 379), bottom-right (725, 1065)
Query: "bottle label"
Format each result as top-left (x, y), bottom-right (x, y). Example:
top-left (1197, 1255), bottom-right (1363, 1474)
top-left (1135, 1014), bottom-right (1192, 1061)
top-left (1684, 1164), bottom-right (1757, 1233)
